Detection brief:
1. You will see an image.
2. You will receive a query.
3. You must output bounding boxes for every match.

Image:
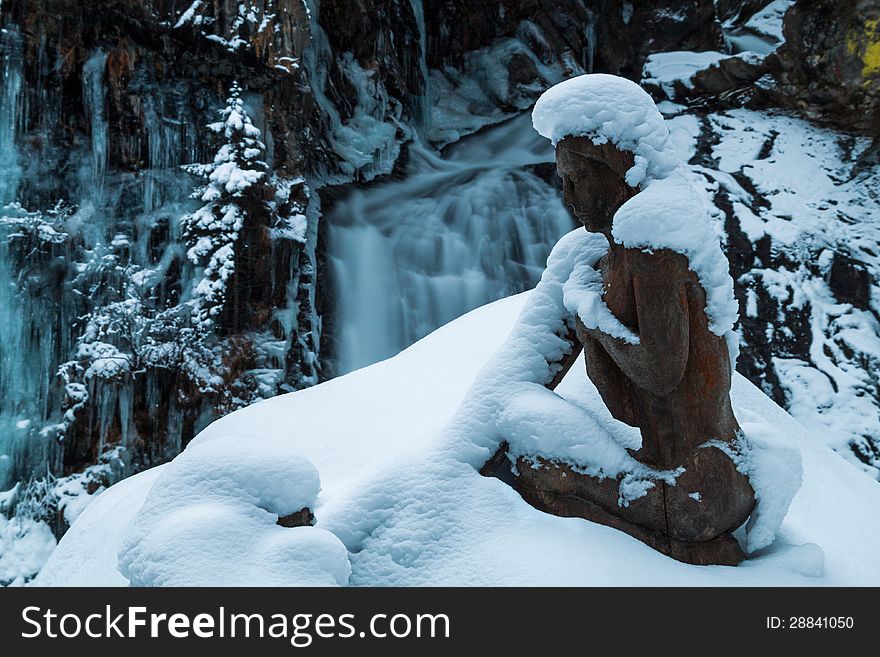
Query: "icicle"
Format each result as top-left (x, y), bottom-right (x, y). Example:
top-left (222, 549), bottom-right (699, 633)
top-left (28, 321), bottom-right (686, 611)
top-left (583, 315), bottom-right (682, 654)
top-left (584, 11), bottom-right (597, 74)
top-left (82, 51), bottom-right (109, 194)
top-left (0, 29), bottom-right (60, 488)
top-left (407, 0), bottom-right (431, 136)
top-left (0, 28), bottom-right (23, 205)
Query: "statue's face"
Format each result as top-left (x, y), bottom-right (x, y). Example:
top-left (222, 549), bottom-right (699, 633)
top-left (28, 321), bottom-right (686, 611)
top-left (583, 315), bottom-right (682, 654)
top-left (555, 137), bottom-right (637, 235)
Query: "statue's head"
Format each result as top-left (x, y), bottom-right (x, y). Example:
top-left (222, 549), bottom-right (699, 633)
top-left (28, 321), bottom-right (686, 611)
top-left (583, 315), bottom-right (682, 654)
top-left (555, 136), bottom-right (638, 236)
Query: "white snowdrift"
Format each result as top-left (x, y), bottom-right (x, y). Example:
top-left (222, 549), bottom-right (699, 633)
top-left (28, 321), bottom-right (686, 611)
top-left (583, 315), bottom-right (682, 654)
top-left (38, 290), bottom-right (880, 586)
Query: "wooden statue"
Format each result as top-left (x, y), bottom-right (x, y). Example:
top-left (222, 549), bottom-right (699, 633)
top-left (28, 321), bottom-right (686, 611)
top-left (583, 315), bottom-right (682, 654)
top-left (482, 136), bottom-right (755, 566)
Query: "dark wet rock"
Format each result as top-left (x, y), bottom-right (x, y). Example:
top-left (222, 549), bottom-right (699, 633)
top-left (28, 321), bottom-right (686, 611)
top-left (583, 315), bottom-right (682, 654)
top-left (277, 507), bottom-right (315, 527)
top-left (829, 252), bottom-right (873, 310)
top-left (691, 52), bottom-right (769, 96)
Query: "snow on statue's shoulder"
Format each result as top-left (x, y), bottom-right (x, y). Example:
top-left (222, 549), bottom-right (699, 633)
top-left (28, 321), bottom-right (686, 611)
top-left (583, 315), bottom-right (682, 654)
top-left (611, 170), bottom-right (740, 338)
top-left (531, 73), bottom-right (677, 187)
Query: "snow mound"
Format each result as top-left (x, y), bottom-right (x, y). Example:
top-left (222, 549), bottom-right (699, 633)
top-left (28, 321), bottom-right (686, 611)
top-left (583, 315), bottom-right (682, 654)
top-left (117, 435), bottom-right (350, 587)
top-left (531, 74), bottom-right (677, 187)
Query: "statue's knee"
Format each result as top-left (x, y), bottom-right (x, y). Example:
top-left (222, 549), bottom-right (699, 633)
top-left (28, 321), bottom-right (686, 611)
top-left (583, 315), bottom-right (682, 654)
top-left (663, 446), bottom-right (755, 542)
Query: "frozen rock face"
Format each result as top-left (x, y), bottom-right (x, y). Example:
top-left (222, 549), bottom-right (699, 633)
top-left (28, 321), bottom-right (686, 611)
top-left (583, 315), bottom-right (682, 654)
top-left (0, 0), bottom-right (320, 525)
top-left (663, 106), bottom-right (880, 478)
top-left (652, 0), bottom-right (880, 134)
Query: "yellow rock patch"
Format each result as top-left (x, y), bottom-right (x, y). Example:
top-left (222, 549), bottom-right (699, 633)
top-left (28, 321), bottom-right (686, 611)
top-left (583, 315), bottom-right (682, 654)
top-left (847, 17), bottom-right (880, 79)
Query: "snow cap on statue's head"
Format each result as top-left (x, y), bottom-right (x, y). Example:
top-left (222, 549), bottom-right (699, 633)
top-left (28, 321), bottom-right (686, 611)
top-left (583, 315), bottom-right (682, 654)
top-left (532, 74), bottom-right (677, 188)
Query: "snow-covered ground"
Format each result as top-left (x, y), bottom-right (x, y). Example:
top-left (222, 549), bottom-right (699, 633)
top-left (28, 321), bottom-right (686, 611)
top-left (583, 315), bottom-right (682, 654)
top-left (37, 290), bottom-right (880, 586)
top-left (0, 514), bottom-right (56, 587)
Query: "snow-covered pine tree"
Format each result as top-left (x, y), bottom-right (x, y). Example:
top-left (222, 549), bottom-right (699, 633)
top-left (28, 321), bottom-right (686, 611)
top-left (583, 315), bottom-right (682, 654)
top-left (181, 82), bottom-right (268, 330)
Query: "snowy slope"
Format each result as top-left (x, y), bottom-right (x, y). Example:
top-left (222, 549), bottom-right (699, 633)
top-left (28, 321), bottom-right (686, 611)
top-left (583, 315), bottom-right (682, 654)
top-left (665, 107), bottom-right (880, 477)
top-left (38, 292), bottom-right (880, 586)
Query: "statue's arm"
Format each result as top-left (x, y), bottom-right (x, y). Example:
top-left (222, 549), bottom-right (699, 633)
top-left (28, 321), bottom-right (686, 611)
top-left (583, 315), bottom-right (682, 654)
top-left (582, 253), bottom-right (689, 396)
top-left (545, 322), bottom-right (584, 390)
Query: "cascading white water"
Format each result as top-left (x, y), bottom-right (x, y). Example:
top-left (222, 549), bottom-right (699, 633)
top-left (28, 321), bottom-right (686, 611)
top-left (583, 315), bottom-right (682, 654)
top-left (327, 112), bottom-right (576, 374)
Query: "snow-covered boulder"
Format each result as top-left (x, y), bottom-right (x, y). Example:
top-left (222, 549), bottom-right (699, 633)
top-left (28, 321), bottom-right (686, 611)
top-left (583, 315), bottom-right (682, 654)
top-left (117, 435), bottom-right (350, 587)
top-left (641, 51), bottom-right (767, 102)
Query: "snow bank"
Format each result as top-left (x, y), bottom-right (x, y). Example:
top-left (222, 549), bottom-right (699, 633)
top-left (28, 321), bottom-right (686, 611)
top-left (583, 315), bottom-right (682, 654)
top-left (38, 289), bottom-right (880, 586)
top-left (531, 74), bottom-right (678, 187)
top-left (117, 435), bottom-right (350, 587)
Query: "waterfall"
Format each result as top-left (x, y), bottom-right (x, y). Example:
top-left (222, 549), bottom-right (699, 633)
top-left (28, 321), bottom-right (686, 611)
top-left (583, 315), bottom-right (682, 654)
top-left (326, 112), bottom-right (576, 374)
